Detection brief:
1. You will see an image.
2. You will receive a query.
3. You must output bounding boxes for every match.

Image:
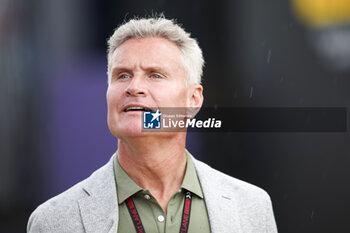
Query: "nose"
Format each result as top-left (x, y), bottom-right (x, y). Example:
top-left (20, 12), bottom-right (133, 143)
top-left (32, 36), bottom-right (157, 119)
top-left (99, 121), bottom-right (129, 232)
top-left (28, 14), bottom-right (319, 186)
top-left (125, 75), bottom-right (146, 97)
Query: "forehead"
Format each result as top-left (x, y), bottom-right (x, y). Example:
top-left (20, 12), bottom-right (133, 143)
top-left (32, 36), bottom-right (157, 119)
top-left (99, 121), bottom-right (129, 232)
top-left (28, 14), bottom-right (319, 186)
top-left (111, 37), bottom-right (184, 70)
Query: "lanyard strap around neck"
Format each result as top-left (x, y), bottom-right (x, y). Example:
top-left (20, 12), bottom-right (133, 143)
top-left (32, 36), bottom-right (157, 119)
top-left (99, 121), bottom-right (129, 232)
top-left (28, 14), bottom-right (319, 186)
top-left (125, 191), bottom-right (193, 233)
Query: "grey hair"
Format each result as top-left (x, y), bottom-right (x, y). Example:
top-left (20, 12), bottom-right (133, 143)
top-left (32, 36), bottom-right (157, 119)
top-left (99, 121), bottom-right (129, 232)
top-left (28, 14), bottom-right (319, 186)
top-left (107, 16), bottom-right (204, 85)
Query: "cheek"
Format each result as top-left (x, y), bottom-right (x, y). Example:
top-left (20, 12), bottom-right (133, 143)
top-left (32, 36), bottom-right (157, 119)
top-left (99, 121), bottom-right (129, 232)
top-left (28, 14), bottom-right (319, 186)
top-left (106, 90), bottom-right (121, 133)
top-left (106, 90), bottom-right (121, 119)
top-left (157, 89), bottom-right (189, 106)
top-left (107, 86), bottom-right (121, 106)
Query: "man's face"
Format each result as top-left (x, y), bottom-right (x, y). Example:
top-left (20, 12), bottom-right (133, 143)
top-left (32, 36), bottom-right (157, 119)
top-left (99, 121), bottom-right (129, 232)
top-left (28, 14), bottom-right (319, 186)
top-left (106, 37), bottom-right (202, 138)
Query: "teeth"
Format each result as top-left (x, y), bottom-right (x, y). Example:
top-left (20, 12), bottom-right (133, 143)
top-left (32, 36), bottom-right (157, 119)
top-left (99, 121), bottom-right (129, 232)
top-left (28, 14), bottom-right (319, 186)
top-left (125, 106), bottom-right (151, 112)
top-left (128, 107), bottom-right (144, 110)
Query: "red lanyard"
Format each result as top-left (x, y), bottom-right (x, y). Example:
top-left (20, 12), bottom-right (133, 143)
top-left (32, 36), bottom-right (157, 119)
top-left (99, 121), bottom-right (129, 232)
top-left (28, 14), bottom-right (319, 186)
top-left (125, 191), bottom-right (193, 233)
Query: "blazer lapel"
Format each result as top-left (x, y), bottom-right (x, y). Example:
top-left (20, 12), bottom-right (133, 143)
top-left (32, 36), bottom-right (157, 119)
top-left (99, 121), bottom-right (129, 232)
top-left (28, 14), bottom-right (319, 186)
top-left (193, 158), bottom-right (242, 233)
top-left (78, 156), bottom-right (119, 233)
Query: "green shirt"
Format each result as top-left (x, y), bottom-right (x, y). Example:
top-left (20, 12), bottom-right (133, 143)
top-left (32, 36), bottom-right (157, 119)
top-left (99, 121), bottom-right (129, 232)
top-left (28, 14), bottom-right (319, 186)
top-left (113, 151), bottom-right (211, 233)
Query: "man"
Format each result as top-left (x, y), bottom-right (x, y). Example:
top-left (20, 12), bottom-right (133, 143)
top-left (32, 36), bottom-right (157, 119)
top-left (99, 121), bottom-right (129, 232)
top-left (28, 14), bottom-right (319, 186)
top-left (27, 16), bottom-right (277, 233)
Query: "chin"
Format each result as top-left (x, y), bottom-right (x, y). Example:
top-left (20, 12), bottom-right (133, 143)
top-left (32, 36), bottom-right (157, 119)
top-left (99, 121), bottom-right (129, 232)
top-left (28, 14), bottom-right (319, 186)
top-left (110, 126), bottom-right (145, 139)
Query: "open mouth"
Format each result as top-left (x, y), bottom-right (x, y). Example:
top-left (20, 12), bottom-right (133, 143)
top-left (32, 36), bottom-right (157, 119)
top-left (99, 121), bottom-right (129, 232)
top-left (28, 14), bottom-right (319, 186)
top-left (124, 106), bottom-right (153, 112)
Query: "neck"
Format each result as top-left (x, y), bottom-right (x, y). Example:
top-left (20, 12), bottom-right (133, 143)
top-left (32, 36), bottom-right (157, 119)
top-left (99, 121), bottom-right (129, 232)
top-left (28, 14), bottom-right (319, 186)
top-left (117, 134), bottom-right (187, 212)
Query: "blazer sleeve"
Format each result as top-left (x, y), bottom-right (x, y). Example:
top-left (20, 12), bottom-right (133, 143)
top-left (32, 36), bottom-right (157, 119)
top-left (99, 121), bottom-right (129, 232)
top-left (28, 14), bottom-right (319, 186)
top-left (265, 194), bottom-right (278, 233)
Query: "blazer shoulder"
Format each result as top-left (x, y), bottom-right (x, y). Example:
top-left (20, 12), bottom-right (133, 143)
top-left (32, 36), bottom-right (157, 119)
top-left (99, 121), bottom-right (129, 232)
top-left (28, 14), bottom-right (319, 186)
top-left (193, 158), bottom-right (278, 232)
top-left (27, 156), bottom-right (115, 232)
top-left (27, 178), bottom-right (89, 232)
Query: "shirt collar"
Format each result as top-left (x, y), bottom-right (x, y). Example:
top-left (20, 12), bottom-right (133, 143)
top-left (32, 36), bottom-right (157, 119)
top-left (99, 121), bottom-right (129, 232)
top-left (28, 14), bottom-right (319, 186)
top-left (113, 150), bottom-right (204, 204)
top-left (181, 150), bottom-right (204, 198)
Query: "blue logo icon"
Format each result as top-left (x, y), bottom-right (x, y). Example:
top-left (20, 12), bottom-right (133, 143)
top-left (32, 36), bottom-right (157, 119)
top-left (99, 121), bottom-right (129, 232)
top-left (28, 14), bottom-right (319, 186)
top-left (143, 110), bottom-right (162, 129)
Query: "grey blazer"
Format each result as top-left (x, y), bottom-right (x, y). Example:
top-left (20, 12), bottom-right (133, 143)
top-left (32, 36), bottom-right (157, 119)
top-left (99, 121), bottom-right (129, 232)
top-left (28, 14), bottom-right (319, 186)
top-left (27, 155), bottom-right (278, 233)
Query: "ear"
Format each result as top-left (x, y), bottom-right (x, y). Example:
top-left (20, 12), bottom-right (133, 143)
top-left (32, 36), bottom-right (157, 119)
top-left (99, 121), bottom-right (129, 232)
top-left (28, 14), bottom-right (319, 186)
top-left (189, 84), bottom-right (204, 108)
top-left (187, 84), bottom-right (204, 118)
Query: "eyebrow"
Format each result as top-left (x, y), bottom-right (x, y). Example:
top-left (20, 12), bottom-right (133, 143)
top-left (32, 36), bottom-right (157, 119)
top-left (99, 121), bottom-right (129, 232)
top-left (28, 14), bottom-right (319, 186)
top-left (111, 67), bottom-right (131, 78)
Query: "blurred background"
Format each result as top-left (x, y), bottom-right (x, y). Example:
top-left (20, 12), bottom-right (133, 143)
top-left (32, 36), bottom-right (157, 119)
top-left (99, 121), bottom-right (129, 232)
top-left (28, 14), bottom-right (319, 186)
top-left (1, 0), bottom-right (350, 232)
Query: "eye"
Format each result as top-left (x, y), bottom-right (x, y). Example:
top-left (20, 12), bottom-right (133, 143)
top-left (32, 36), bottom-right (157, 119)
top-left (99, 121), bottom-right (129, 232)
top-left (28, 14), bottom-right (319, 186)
top-left (118, 73), bottom-right (131, 79)
top-left (150, 73), bottom-right (162, 79)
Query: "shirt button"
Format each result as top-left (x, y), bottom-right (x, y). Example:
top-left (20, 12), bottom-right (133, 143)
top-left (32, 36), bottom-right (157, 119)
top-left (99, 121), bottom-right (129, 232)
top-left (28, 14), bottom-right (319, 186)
top-left (144, 194), bottom-right (151, 200)
top-left (157, 215), bottom-right (165, 222)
